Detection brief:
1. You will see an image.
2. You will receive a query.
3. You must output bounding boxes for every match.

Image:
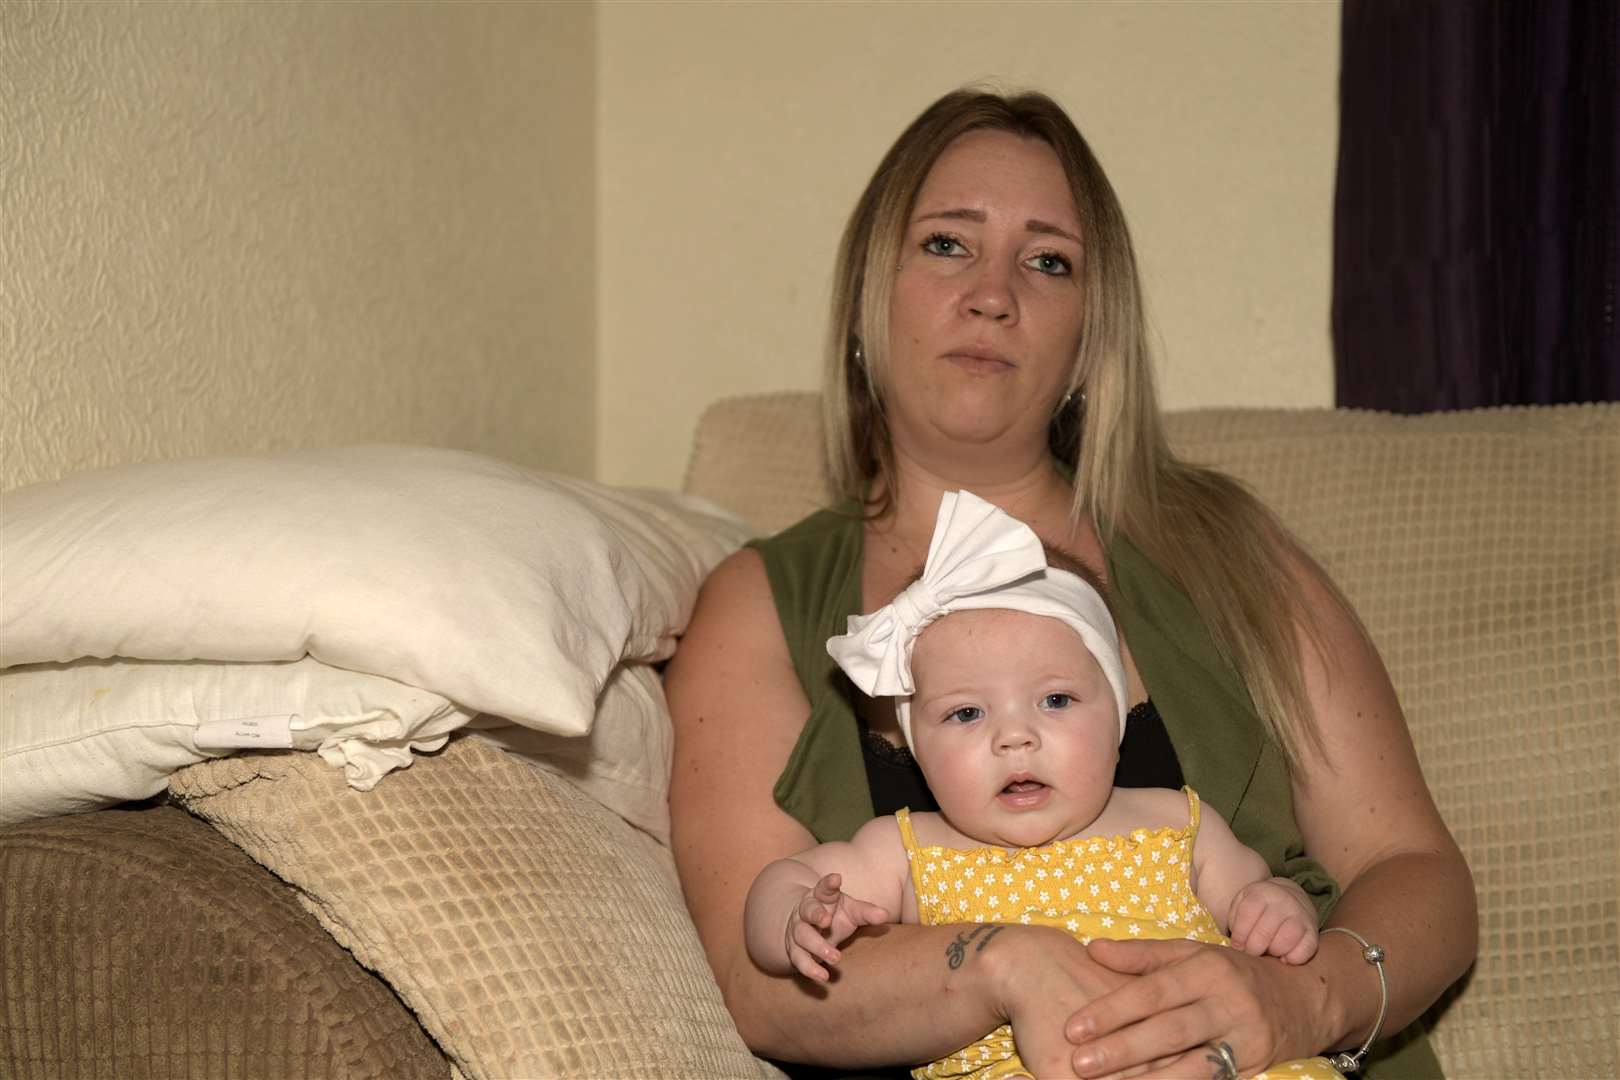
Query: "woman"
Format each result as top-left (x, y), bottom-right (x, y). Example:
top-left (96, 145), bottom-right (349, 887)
top-left (665, 88), bottom-right (1475, 1079)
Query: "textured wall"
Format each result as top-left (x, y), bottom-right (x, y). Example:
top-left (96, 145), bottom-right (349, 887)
top-left (597, 2), bottom-right (1339, 488)
top-left (1, 0), bottom-right (595, 491)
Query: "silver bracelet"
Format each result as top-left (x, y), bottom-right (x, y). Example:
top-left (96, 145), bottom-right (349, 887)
top-left (1320, 927), bottom-right (1388, 1073)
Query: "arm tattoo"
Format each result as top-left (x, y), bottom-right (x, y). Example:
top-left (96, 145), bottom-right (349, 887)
top-left (943, 924), bottom-right (1007, 970)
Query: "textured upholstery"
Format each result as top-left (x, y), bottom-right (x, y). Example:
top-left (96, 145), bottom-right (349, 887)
top-left (169, 735), bottom-right (766, 1080)
top-left (0, 804), bottom-right (447, 1080)
top-left (1162, 405), bottom-right (1619, 1078)
top-left (686, 393), bottom-right (1620, 1079)
top-left (684, 390), bottom-right (835, 535)
top-left (6, 397), bottom-right (1611, 1079)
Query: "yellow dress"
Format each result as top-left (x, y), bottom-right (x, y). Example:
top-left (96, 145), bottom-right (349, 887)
top-left (897, 789), bottom-right (1341, 1080)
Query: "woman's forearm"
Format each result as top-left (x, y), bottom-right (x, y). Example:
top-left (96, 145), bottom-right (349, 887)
top-left (1062, 847), bottom-right (1476, 1079)
top-left (723, 920), bottom-right (1097, 1068)
top-left (1310, 848), bottom-right (1478, 1051)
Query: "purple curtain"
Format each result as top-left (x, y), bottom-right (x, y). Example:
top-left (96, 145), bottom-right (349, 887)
top-left (1333, 0), bottom-right (1619, 411)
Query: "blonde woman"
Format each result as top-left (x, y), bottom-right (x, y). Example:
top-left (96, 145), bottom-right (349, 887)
top-left (665, 88), bottom-right (1474, 1079)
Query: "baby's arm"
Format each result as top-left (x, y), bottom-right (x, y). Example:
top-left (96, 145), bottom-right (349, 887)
top-left (1190, 801), bottom-right (1319, 965)
top-left (743, 815), bottom-right (909, 981)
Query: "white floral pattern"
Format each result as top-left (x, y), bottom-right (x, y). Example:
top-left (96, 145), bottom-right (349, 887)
top-left (898, 789), bottom-right (1341, 1080)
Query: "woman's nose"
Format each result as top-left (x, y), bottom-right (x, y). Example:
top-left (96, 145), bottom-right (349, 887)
top-left (961, 260), bottom-right (1018, 323)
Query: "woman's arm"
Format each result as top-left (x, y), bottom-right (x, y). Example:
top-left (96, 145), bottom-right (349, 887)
top-left (1066, 549), bottom-right (1477, 1077)
top-left (666, 548), bottom-right (1129, 1073)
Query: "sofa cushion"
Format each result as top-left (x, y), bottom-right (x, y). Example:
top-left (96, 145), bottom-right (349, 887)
top-left (685, 391), bottom-right (834, 535)
top-left (472, 661), bottom-right (677, 844)
top-left (0, 805), bottom-right (447, 1079)
top-left (169, 734), bottom-right (766, 1079)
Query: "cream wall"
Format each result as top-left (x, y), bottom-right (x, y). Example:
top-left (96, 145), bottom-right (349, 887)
top-left (597, 1), bottom-right (1340, 488)
top-left (1, 0), bottom-right (595, 491)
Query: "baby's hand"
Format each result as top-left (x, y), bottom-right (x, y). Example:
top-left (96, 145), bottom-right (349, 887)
top-left (785, 872), bottom-right (892, 982)
top-left (1227, 877), bottom-right (1318, 965)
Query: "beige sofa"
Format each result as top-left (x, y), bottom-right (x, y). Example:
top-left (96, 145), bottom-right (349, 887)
top-left (2, 394), bottom-right (1615, 1079)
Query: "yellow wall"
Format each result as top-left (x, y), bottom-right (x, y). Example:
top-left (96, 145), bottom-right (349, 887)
top-left (1, 0), bottom-right (595, 490)
top-left (3, 2), bottom-right (1339, 494)
top-left (597, 1), bottom-right (1340, 488)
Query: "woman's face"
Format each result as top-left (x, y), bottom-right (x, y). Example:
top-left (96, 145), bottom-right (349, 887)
top-left (882, 129), bottom-right (1086, 469)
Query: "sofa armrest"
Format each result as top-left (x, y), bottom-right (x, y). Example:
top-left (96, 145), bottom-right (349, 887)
top-left (169, 734), bottom-right (769, 1079)
top-left (0, 804), bottom-right (448, 1079)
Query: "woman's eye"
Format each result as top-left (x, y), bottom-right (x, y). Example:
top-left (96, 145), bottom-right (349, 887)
top-left (1027, 252), bottom-right (1073, 276)
top-left (946, 706), bottom-right (983, 724)
top-left (1041, 693), bottom-right (1073, 710)
top-left (922, 233), bottom-right (966, 257)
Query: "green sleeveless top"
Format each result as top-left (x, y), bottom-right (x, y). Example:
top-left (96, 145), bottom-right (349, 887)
top-left (749, 502), bottom-right (1442, 1079)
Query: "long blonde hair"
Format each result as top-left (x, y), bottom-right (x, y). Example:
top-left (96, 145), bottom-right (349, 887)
top-left (824, 88), bottom-right (1336, 767)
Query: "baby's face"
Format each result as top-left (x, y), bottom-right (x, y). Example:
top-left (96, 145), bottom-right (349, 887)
top-left (909, 608), bottom-right (1120, 848)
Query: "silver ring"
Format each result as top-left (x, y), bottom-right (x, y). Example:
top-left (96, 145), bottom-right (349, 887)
top-left (1205, 1040), bottom-right (1239, 1080)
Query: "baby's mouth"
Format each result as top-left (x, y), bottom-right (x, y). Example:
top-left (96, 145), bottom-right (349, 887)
top-left (1001, 779), bottom-right (1047, 795)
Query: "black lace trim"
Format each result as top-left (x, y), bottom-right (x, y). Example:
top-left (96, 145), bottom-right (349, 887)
top-left (859, 725), bottom-right (917, 767)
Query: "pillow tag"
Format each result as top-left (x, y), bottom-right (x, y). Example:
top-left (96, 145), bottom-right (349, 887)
top-left (194, 713), bottom-right (297, 751)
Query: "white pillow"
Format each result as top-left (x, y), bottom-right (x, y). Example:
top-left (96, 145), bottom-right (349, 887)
top-left (0, 445), bottom-right (752, 737)
top-left (0, 656), bottom-right (473, 826)
top-left (474, 661), bottom-right (674, 843)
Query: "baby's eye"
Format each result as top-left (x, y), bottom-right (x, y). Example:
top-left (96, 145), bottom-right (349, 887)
top-left (1040, 693), bottom-right (1074, 710)
top-left (1026, 252), bottom-right (1073, 277)
top-left (946, 705), bottom-right (984, 724)
top-left (922, 233), bottom-right (967, 257)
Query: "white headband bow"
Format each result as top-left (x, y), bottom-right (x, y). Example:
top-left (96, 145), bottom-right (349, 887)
top-left (826, 490), bottom-right (1128, 751)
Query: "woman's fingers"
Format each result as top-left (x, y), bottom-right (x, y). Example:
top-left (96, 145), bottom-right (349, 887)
top-left (1117, 1044), bottom-right (1242, 1080)
top-left (1068, 989), bottom-right (1212, 1078)
top-left (1067, 941), bottom-right (1229, 1077)
top-left (1068, 938), bottom-right (1202, 1047)
top-left (1068, 940), bottom-right (1319, 1079)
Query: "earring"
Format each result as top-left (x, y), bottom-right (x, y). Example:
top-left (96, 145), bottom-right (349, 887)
top-left (853, 341), bottom-right (865, 368)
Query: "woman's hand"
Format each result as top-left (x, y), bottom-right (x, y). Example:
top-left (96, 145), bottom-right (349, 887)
top-left (972, 925), bottom-right (1138, 1079)
top-left (1063, 938), bottom-right (1330, 1079)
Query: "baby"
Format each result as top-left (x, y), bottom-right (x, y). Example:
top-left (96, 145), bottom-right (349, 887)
top-left (743, 491), bottom-right (1338, 1080)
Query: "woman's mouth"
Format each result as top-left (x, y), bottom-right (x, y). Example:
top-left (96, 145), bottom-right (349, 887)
top-left (944, 346), bottom-right (1014, 374)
